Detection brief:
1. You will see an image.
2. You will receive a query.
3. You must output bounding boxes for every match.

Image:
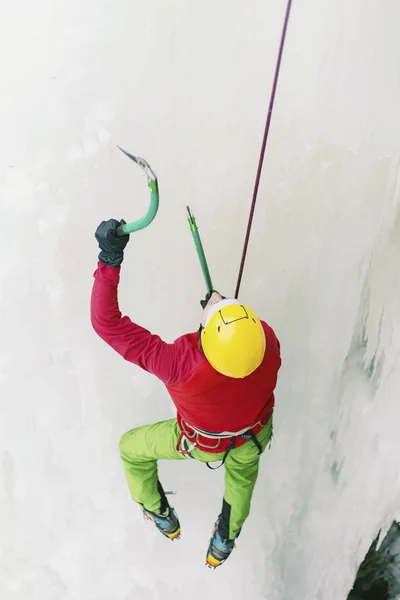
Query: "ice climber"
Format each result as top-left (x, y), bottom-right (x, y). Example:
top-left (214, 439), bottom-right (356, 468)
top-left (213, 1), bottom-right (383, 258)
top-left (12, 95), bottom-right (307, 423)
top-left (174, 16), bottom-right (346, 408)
top-left (91, 218), bottom-right (282, 568)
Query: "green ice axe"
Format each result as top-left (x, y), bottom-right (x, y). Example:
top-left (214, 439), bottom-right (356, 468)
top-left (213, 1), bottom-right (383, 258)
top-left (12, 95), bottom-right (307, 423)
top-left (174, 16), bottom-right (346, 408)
top-left (187, 206), bottom-right (214, 295)
top-left (116, 146), bottom-right (159, 236)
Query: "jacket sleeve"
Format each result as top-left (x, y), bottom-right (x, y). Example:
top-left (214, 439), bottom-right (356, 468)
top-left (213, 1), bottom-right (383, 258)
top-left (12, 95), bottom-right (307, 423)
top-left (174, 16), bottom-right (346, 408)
top-left (90, 261), bottom-right (177, 384)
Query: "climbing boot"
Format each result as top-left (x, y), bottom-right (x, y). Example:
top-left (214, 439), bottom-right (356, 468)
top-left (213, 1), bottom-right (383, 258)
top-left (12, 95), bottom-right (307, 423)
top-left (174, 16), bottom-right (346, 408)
top-left (143, 506), bottom-right (181, 541)
top-left (206, 517), bottom-right (236, 568)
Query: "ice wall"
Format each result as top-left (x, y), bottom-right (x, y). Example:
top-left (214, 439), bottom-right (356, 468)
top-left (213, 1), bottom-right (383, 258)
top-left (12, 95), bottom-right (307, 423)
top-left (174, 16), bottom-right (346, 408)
top-left (1, 1), bottom-right (400, 599)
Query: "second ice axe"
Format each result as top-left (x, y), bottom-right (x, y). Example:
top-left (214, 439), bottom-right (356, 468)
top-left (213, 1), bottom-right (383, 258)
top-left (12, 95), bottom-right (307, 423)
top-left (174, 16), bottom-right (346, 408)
top-left (186, 206), bottom-right (214, 295)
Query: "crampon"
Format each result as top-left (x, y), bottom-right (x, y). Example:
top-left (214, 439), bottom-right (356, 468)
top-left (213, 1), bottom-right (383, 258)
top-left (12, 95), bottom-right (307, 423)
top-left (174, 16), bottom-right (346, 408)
top-left (143, 506), bottom-right (181, 541)
top-left (205, 518), bottom-right (236, 569)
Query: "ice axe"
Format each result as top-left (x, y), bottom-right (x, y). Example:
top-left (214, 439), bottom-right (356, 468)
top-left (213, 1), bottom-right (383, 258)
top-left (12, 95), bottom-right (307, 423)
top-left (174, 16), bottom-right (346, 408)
top-left (115, 146), bottom-right (213, 295)
top-left (115, 146), bottom-right (159, 236)
top-left (186, 206), bottom-right (214, 295)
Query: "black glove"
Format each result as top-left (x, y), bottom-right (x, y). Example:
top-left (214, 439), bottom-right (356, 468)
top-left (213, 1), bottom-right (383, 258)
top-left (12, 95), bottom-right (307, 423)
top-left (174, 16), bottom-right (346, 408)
top-left (200, 291), bottom-right (213, 309)
top-left (95, 219), bottom-right (130, 268)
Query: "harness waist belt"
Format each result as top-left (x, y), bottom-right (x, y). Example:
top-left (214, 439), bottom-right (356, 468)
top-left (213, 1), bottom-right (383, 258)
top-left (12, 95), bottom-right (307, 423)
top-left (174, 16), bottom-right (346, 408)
top-left (186, 422), bottom-right (262, 439)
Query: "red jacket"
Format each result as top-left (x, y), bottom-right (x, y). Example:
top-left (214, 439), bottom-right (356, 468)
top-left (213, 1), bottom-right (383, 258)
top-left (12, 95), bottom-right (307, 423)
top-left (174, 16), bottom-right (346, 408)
top-left (91, 262), bottom-right (282, 453)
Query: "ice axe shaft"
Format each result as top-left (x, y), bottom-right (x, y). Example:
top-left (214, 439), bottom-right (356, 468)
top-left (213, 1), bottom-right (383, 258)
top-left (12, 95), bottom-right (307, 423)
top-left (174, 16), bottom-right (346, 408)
top-left (114, 149), bottom-right (213, 295)
top-left (115, 147), bottom-right (159, 236)
top-left (187, 206), bottom-right (214, 295)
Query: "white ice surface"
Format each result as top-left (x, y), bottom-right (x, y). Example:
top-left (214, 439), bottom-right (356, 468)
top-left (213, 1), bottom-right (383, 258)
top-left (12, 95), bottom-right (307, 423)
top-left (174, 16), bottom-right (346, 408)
top-left (1, 1), bottom-right (400, 599)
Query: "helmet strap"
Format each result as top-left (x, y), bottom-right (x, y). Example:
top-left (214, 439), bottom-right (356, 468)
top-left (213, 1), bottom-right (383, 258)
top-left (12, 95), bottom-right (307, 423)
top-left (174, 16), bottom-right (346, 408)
top-left (197, 323), bottom-right (204, 352)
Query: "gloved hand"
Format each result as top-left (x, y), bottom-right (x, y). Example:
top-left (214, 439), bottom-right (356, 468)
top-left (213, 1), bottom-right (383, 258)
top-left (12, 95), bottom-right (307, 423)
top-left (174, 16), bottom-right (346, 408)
top-left (200, 290), bottom-right (226, 309)
top-left (95, 218), bottom-right (130, 268)
top-left (200, 291), bottom-right (213, 309)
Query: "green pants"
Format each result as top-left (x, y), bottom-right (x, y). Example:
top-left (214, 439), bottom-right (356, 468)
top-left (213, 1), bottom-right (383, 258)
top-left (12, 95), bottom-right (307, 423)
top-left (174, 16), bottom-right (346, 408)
top-left (119, 417), bottom-right (272, 540)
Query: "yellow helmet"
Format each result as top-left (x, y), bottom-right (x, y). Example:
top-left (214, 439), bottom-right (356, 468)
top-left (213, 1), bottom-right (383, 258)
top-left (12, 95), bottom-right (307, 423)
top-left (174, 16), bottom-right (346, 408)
top-left (200, 299), bottom-right (266, 378)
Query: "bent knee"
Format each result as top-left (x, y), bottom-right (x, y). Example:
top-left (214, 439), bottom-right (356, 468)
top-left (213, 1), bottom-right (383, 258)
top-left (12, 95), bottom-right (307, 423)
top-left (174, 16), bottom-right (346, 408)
top-left (119, 428), bottom-right (138, 458)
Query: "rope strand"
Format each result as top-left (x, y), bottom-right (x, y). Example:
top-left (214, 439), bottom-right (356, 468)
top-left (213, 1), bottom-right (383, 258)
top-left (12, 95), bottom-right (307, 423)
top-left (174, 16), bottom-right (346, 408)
top-left (234, 0), bottom-right (293, 299)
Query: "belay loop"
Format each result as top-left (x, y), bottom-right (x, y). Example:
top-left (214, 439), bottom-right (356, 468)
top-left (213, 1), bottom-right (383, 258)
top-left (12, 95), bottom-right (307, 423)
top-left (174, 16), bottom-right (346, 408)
top-left (234, 0), bottom-right (293, 298)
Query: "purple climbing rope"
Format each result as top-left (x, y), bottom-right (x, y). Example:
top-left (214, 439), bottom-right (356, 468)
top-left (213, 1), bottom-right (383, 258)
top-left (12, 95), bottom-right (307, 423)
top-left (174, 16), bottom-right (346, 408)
top-left (234, 0), bottom-right (293, 299)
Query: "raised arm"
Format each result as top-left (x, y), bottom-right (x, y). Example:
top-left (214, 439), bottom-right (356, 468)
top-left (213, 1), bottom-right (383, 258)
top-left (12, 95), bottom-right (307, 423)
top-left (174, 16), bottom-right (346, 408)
top-left (91, 219), bottom-right (177, 384)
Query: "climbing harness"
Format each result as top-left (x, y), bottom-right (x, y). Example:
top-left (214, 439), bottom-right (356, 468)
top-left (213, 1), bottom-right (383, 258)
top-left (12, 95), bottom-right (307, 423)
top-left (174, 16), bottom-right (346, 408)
top-left (176, 412), bottom-right (272, 470)
top-left (204, 430), bottom-right (264, 471)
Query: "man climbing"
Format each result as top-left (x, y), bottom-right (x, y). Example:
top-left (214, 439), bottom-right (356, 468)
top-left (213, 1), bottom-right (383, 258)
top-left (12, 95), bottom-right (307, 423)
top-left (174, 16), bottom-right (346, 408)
top-left (91, 218), bottom-right (281, 568)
